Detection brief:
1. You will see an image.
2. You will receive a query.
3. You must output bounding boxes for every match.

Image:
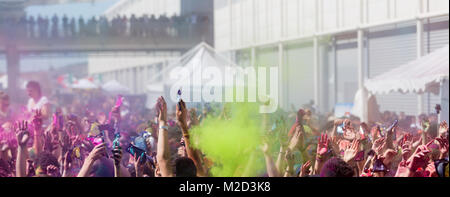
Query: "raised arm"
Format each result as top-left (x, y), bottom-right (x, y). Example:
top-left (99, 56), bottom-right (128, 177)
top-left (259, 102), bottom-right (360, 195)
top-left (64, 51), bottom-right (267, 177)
top-left (313, 133), bottom-right (329, 175)
top-left (421, 119), bottom-right (430, 146)
top-left (275, 145), bottom-right (286, 173)
top-left (112, 142), bottom-right (123, 177)
top-left (283, 150), bottom-right (295, 177)
top-left (156, 96), bottom-right (173, 177)
top-left (176, 99), bottom-right (207, 177)
top-left (261, 142), bottom-right (280, 177)
top-left (15, 121), bottom-right (31, 177)
top-left (32, 110), bottom-right (43, 156)
top-left (385, 120), bottom-right (398, 150)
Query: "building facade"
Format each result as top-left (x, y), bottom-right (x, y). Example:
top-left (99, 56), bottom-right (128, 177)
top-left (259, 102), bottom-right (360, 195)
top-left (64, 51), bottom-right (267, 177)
top-left (214, 0), bottom-right (449, 116)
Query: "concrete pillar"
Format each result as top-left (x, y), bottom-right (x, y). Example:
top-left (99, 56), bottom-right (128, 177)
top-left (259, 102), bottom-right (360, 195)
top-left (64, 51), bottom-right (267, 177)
top-left (416, 0), bottom-right (424, 116)
top-left (357, 0), bottom-right (368, 122)
top-left (332, 38), bottom-right (338, 106)
top-left (321, 43), bottom-right (329, 113)
top-left (358, 29), bottom-right (368, 122)
top-left (6, 44), bottom-right (20, 101)
top-left (313, 37), bottom-right (320, 113)
top-left (278, 43), bottom-right (284, 110)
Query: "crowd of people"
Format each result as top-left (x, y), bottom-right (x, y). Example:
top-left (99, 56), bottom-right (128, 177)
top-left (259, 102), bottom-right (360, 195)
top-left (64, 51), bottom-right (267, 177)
top-left (0, 13), bottom-right (210, 39)
top-left (0, 80), bottom-right (448, 177)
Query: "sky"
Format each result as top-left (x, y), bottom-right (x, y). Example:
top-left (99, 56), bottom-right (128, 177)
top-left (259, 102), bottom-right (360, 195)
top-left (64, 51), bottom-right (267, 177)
top-left (25, 0), bottom-right (120, 19)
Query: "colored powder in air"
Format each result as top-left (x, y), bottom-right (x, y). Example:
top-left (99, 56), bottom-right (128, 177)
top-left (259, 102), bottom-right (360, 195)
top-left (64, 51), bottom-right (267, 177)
top-left (190, 103), bottom-right (266, 177)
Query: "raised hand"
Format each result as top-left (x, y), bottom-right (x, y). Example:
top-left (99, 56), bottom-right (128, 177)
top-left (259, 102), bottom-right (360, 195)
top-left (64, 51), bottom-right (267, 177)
top-left (43, 131), bottom-right (58, 153)
top-left (176, 99), bottom-right (188, 130)
top-left (435, 136), bottom-right (449, 159)
top-left (284, 149), bottom-right (295, 167)
top-left (288, 125), bottom-right (304, 151)
top-left (425, 162), bottom-right (438, 177)
top-left (112, 144), bottom-right (122, 166)
top-left (157, 96), bottom-right (167, 124)
top-left (134, 152), bottom-right (145, 177)
top-left (46, 165), bottom-right (60, 177)
top-left (372, 137), bottom-right (386, 155)
top-left (59, 133), bottom-right (72, 155)
top-left (329, 135), bottom-right (341, 156)
top-left (15, 121), bottom-right (30, 147)
top-left (65, 121), bottom-right (78, 137)
top-left (86, 143), bottom-right (107, 162)
top-left (32, 110), bottom-right (43, 132)
top-left (316, 133), bottom-right (329, 156)
top-left (343, 139), bottom-right (360, 163)
top-left (380, 149), bottom-right (398, 166)
top-left (299, 161), bottom-right (311, 177)
top-left (439, 121), bottom-right (448, 138)
top-left (421, 118), bottom-right (430, 133)
top-left (77, 143), bottom-right (107, 177)
top-left (407, 141), bottom-right (433, 172)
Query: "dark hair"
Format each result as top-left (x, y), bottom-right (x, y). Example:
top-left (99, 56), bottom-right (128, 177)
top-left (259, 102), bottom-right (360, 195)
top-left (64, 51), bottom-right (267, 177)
top-left (175, 157), bottom-right (197, 177)
top-left (36, 152), bottom-right (59, 170)
top-left (26, 81), bottom-right (41, 95)
top-left (320, 157), bottom-right (354, 177)
top-left (90, 157), bottom-right (114, 177)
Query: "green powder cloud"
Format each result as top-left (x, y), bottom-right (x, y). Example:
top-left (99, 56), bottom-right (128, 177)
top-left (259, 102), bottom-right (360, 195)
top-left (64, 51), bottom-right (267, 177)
top-left (190, 103), bottom-right (266, 177)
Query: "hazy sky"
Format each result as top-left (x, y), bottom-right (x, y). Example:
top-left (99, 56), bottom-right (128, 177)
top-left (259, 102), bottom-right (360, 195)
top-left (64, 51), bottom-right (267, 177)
top-left (25, 0), bottom-right (120, 19)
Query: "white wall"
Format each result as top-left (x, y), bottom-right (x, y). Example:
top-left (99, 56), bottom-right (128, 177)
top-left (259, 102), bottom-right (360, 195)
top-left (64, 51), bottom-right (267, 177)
top-left (88, 52), bottom-right (180, 74)
top-left (214, 0), bottom-right (449, 51)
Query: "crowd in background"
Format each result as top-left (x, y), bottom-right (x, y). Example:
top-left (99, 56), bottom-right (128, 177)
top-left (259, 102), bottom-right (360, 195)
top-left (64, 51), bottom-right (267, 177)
top-left (0, 81), bottom-right (448, 177)
top-left (0, 13), bottom-right (210, 39)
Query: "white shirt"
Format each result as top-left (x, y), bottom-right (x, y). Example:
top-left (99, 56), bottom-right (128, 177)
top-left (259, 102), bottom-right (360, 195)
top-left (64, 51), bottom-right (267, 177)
top-left (27, 96), bottom-right (49, 112)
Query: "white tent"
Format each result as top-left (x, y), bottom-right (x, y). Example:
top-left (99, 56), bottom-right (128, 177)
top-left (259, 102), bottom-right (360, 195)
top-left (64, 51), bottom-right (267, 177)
top-left (365, 45), bottom-right (449, 95)
top-left (146, 42), bottom-right (243, 109)
top-left (102, 80), bottom-right (130, 94)
top-left (71, 79), bottom-right (99, 90)
top-left (362, 45), bottom-right (449, 122)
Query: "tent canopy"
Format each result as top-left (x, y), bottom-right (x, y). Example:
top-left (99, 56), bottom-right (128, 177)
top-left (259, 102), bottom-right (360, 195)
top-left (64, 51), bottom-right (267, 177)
top-left (146, 42), bottom-right (242, 100)
top-left (71, 78), bottom-right (99, 90)
top-left (147, 42), bottom-right (240, 87)
top-left (102, 80), bottom-right (130, 94)
top-left (365, 45), bottom-right (449, 95)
